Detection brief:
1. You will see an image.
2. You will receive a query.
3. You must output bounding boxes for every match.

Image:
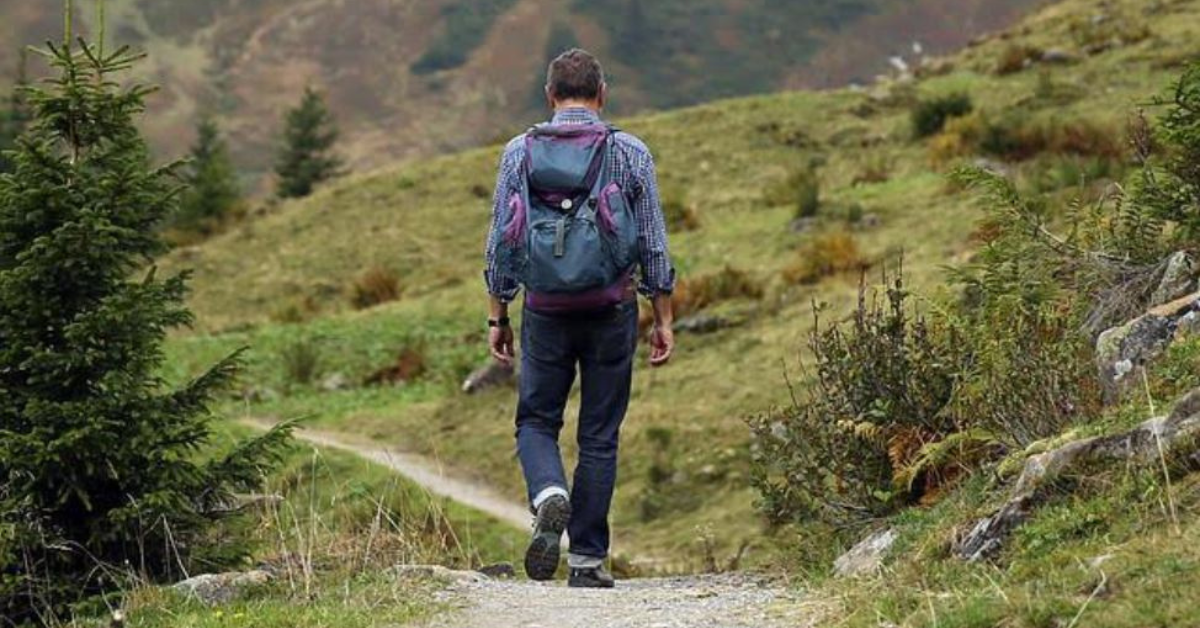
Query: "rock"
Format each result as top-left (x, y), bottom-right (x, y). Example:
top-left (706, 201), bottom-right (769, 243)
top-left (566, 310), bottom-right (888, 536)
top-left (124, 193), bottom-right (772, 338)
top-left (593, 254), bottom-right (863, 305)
top-left (1151, 252), bottom-right (1197, 307)
top-left (173, 570), bottom-right (272, 605)
top-left (1096, 292), bottom-right (1200, 393)
top-left (391, 564), bottom-right (489, 584)
top-left (320, 372), bottom-right (350, 392)
top-left (462, 361), bottom-right (516, 394)
top-left (675, 314), bottom-right (734, 335)
top-left (955, 388), bottom-right (1200, 561)
top-left (477, 562), bottom-right (516, 579)
top-left (789, 217), bottom-right (819, 233)
top-left (972, 157), bottom-right (1014, 179)
top-left (1040, 48), bottom-right (1077, 64)
top-left (834, 527), bottom-right (898, 577)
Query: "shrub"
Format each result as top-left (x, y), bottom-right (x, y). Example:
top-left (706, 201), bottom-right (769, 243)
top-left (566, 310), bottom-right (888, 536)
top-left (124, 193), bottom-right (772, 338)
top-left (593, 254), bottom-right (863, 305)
top-left (661, 186), bottom-right (702, 232)
top-left (995, 44), bottom-right (1042, 76)
top-left (783, 231), bottom-right (867, 284)
top-left (281, 338), bottom-right (324, 388)
top-left (750, 274), bottom-right (967, 527)
top-left (911, 93), bottom-right (974, 139)
top-left (365, 346), bottom-right (428, 386)
top-left (642, 266), bottom-right (764, 331)
top-left (765, 162), bottom-right (821, 218)
top-left (350, 266), bottom-right (402, 310)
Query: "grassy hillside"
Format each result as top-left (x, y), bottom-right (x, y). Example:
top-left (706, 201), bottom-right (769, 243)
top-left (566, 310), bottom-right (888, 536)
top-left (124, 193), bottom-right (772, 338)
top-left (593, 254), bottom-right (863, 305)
top-left (0, 0), bottom-right (1046, 183)
top-left (153, 0), bottom-right (1200, 573)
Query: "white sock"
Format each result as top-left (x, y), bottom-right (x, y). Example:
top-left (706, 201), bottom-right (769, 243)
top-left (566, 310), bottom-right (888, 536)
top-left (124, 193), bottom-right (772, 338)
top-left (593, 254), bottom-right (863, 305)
top-left (568, 554), bottom-right (604, 570)
top-left (531, 486), bottom-right (569, 510)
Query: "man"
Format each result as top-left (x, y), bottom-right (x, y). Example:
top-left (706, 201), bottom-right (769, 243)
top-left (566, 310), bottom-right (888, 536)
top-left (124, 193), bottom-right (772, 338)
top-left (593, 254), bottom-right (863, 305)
top-left (483, 48), bottom-right (675, 588)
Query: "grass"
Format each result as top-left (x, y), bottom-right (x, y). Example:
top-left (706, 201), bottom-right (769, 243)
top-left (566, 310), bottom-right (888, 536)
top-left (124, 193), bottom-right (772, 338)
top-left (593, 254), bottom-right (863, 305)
top-left (66, 423), bottom-right (524, 627)
top-left (154, 0), bottom-right (1200, 575)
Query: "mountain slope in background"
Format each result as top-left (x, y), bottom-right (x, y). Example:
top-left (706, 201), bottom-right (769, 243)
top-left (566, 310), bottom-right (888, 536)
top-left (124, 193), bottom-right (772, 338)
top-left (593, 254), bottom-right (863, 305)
top-left (0, 0), bottom-right (1047, 185)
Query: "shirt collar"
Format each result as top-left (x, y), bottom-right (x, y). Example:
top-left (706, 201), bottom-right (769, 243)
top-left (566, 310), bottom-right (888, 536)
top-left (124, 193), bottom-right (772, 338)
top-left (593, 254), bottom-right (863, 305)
top-left (550, 107), bottom-right (603, 126)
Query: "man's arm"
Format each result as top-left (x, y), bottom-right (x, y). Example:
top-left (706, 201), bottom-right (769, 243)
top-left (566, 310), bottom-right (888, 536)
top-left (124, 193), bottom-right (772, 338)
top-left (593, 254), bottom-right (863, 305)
top-left (627, 139), bottom-right (676, 367)
top-left (485, 143), bottom-right (521, 364)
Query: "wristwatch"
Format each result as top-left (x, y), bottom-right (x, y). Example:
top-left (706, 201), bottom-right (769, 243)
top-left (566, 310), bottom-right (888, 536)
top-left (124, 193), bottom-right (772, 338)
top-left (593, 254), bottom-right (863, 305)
top-left (488, 317), bottom-right (511, 329)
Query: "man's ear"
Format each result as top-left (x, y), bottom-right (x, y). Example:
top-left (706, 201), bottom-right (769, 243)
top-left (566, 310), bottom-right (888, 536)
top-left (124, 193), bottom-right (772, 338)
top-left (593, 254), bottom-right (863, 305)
top-left (545, 85), bottom-right (555, 110)
top-left (598, 82), bottom-right (608, 110)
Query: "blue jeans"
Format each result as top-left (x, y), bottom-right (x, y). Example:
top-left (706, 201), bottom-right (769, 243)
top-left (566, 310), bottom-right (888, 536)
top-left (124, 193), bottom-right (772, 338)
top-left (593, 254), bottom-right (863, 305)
top-left (515, 299), bottom-right (639, 559)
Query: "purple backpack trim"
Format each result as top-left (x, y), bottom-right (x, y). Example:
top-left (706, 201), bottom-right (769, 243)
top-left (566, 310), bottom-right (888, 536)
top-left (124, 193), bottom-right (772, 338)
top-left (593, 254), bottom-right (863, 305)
top-left (596, 182), bottom-right (621, 235)
top-left (503, 193), bottom-right (526, 245)
top-left (525, 276), bottom-right (632, 313)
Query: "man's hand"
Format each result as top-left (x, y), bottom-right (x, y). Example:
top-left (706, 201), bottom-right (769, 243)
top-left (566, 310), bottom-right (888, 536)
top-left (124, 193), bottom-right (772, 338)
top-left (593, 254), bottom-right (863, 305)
top-left (487, 296), bottom-right (514, 366)
top-left (489, 325), bottom-right (515, 366)
top-left (649, 322), bottom-right (674, 367)
top-left (648, 293), bottom-right (675, 367)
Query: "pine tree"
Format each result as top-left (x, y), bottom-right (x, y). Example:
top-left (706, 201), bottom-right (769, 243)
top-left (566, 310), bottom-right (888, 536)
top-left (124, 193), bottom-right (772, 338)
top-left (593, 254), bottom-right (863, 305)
top-left (0, 49), bottom-right (30, 174)
top-left (0, 4), bottom-right (291, 620)
top-left (274, 85), bottom-right (343, 199)
top-left (171, 116), bottom-right (241, 237)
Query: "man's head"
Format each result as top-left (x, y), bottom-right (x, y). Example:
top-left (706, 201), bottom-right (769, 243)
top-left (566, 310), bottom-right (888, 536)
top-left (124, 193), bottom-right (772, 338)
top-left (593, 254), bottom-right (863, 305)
top-left (545, 48), bottom-right (606, 111)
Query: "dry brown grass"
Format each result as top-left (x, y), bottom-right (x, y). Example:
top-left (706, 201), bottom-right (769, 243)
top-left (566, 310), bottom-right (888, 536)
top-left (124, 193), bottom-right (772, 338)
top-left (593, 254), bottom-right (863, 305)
top-left (783, 231), bottom-right (869, 284)
top-left (350, 266), bottom-right (402, 310)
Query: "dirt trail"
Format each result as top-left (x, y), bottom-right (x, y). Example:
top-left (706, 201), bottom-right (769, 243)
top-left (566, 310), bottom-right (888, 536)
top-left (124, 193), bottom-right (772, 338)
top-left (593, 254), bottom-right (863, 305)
top-left (252, 422), bottom-right (815, 627)
top-left (247, 421), bottom-right (532, 530)
top-left (425, 574), bottom-right (813, 628)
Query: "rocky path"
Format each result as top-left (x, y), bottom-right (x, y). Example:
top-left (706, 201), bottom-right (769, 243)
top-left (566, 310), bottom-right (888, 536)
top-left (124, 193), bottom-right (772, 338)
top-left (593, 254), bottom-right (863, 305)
top-left (424, 574), bottom-right (812, 628)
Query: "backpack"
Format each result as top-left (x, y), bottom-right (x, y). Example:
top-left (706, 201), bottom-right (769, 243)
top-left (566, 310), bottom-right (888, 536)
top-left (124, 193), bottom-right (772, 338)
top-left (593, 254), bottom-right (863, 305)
top-left (497, 123), bottom-right (640, 311)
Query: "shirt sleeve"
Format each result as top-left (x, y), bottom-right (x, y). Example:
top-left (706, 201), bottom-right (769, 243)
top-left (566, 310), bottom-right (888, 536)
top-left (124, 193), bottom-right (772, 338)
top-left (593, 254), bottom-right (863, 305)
top-left (484, 143), bottom-right (522, 302)
top-left (630, 147), bottom-right (676, 297)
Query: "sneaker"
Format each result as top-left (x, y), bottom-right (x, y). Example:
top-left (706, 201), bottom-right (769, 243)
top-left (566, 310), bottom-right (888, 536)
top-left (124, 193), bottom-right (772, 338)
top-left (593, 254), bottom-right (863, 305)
top-left (524, 495), bottom-right (570, 581)
top-left (568, 564), bottom-right (615, 589)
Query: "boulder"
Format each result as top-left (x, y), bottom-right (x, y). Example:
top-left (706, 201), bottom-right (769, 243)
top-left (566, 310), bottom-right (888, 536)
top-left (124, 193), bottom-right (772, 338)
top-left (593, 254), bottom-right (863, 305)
top-left (834, 527), bottom-right (898, 577)
top-left (1040, 48), bottom-right (1078, 65)
top-left (955, 388), bottom-right (1200, 561)
top-left (462, 361), bottom-right (516, 394)
top-left (675, 314), bottom-right (734, 335)
top-left (173, 570), bottom-right (272, 605)
top-left (390, 564), bottom-right (489, 584)
top-left (1150, 252), bottom-right (1197, 307)
top-left (1096, 292), bottom-right (1200, 393)
top-left (320, 372), bottom-right (350, 392)
top-left (477, 562), bottom-right (516, 579)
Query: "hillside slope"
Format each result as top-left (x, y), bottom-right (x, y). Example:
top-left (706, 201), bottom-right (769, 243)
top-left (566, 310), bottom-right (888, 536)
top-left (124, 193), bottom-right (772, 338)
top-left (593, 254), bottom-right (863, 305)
top-left (160, 0), bottom-right (1200, 568)
top-left (0, 0), bottom-right (1047, 182)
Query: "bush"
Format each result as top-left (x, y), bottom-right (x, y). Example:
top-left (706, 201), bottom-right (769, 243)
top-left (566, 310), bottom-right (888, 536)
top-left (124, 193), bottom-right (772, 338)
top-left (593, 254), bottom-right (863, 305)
top-left (661, 190), bottom-right (702, 232)
top-left (365, 347), bottom-right (428, 386)
top-left (281, 338), bottom-right (324, 388)
top-left (911, 93), bottom-right (974, 139)
top-left (350, 266), bottom-right (402, 310)
top-left (642, 266), bottom-right (764, 331)
top-left (995, 44), bottom-right (1042, 75)
top-left (750, 275), bottom-right (968, 527)
top-left (783, 231), bottom-right (867, 284)
top-left (765, 162), bottom-right (821, 218)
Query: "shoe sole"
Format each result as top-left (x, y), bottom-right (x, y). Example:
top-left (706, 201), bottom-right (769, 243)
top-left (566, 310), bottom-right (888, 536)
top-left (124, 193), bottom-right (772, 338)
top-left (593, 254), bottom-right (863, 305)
top-left (524, 498), bottom-right (570, 581)
top-left (568, 578), bottom-right (615, 589)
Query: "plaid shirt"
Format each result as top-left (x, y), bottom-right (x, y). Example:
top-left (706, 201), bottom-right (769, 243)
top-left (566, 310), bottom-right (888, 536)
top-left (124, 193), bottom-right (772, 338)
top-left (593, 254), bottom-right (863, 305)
top-left (484, 107), bottom-right (675, 302)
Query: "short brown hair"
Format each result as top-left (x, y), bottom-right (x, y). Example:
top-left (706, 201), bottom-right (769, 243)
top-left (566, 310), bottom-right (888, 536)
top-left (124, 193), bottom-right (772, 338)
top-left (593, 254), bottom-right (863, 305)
top-left (546, 48), bottom-right (604, 101)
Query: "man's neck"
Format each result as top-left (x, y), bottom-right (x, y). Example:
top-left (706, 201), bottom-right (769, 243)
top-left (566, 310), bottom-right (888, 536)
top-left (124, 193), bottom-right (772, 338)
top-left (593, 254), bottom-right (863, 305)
top-left (553, 100), bottom-right (601, 114)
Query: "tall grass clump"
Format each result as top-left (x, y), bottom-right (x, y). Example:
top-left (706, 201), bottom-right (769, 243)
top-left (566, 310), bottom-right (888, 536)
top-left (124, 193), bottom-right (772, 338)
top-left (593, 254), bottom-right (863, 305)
top-left (350, 265), bottom-right (402, 310)
top-left (911, 92), bottom-right (974, 139)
